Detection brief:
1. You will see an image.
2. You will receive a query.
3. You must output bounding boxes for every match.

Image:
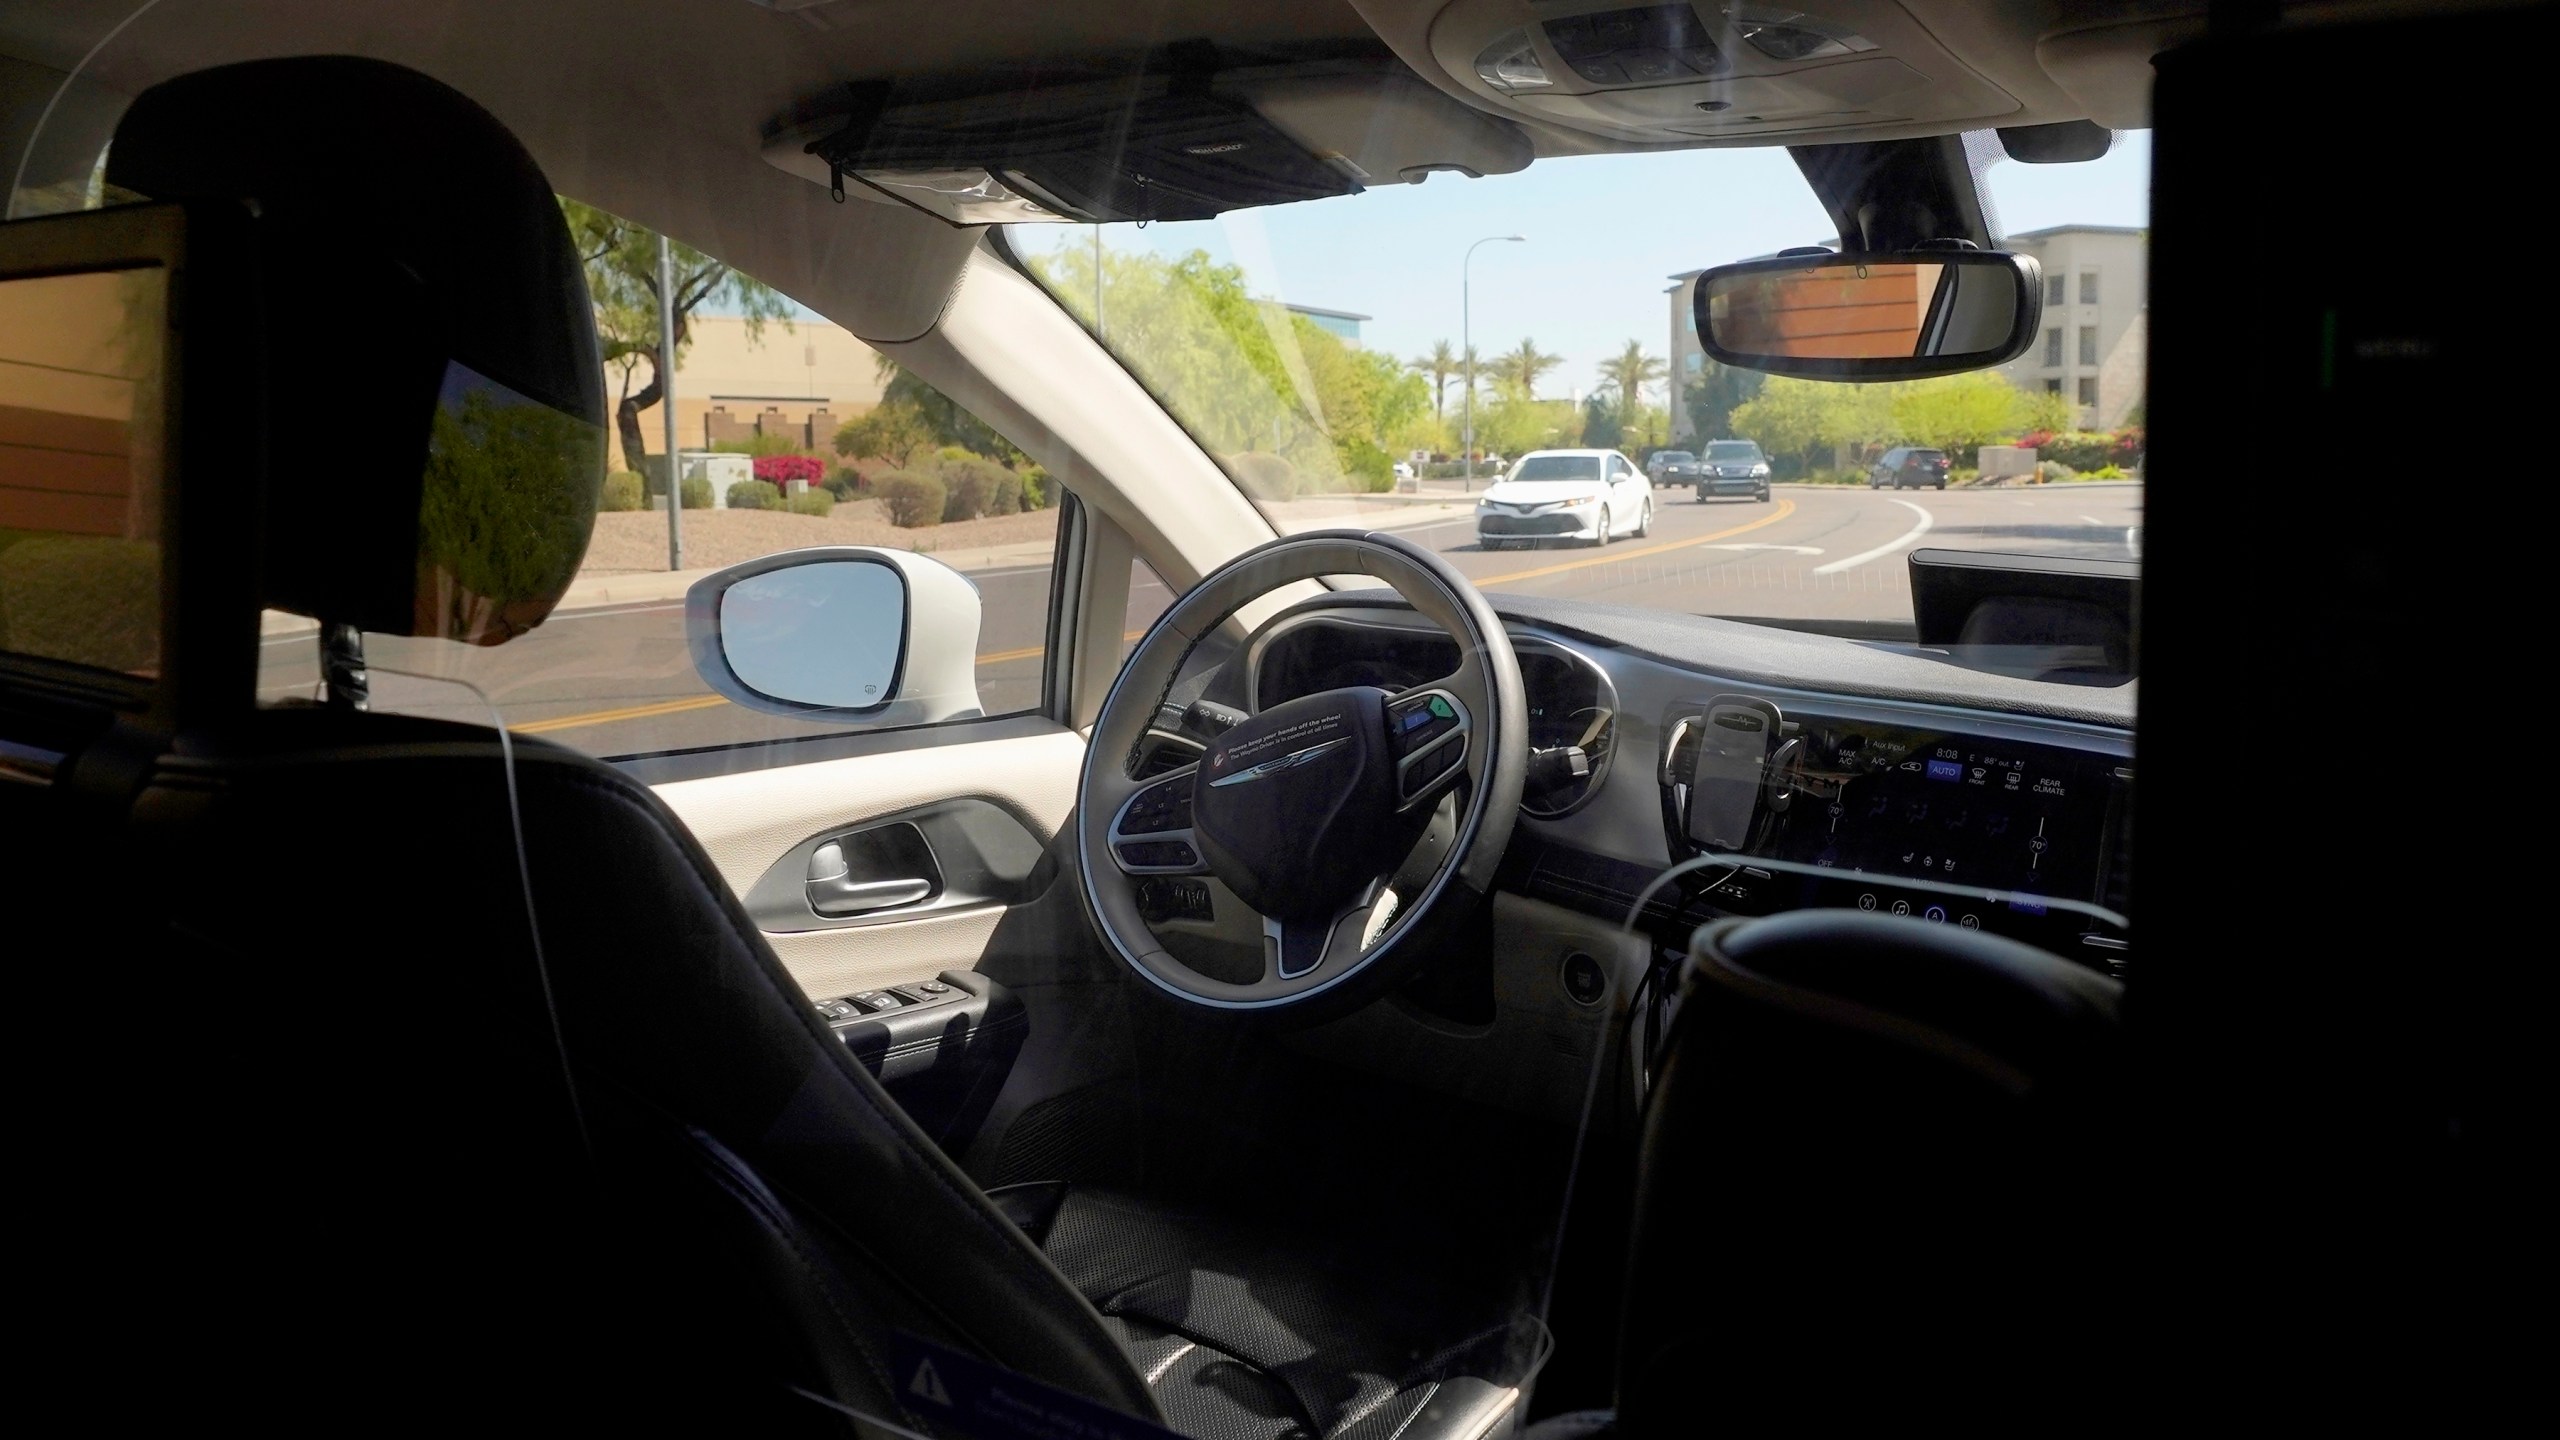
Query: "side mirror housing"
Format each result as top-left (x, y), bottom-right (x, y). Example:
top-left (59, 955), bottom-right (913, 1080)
top-left (1694, 248), bottom-right (2043, 380)
top-left (685, 547), bottom-right (983, 725)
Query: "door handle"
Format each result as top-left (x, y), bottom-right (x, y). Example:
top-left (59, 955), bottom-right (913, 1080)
top-left (806, 840), bottom-right (933, 916)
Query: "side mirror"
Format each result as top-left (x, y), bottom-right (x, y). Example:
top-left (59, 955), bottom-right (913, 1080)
top-left (1694, 248), bottom-right (2042, 380)
top-left (685, 547), bottom-right (983, 725)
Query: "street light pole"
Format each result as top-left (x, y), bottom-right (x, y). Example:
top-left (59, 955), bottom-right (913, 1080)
top-left (659, 230), bottom-right (683, 571)
top-left (1462, 234), bottom-right (1525, 489)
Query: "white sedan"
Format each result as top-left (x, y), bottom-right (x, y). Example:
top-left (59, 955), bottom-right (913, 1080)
top-left (1474, 448), bottom-right (1655, 550)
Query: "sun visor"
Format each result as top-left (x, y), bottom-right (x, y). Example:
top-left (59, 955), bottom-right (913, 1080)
top-left (768, 64), bottom-right (1530, 225)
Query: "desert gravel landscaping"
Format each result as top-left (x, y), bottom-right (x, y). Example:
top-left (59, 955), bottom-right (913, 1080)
top-left (578, 500), bottom-right (1061, 574)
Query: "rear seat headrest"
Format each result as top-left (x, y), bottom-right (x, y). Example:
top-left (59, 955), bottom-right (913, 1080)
top-left (107, 57), bottom-right (605, 645)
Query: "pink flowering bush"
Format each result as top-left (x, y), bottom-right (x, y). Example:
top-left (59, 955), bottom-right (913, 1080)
top-left (752, 454), bottom-right (825, 486)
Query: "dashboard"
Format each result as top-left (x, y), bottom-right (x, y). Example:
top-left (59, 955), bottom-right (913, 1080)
top-left (1239, 597), bottom-right (2133, 976)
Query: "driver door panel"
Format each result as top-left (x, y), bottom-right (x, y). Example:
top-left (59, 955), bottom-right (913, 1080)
top-left (652, 723), bottom-right (1087, 1000)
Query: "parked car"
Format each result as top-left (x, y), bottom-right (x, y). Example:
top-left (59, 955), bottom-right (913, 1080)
top-left (1475, 448), bottom-right (1654, 549)
top-left (1871, 446), bottom-right (1951, 490)
top-left (1695, 439), bottom-right (1772, 502)
top-left (1392, 459), bottom-right (1415, 481)
top-left (1647, 450), bottom-right (1697, 486)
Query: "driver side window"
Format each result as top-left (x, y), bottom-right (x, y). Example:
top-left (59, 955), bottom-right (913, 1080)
top-left (255, 199), bottom-right (1066, 764)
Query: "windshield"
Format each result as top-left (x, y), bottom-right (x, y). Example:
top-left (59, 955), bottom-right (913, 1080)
top-left (1012, 135), bottom-right (2147, 637)
top-left (1507, 455), bottom-right (1603, 483)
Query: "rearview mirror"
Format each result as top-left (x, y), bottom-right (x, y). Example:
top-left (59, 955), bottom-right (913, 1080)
top-left (686, 547), bottom-right (984, 725)
top-left (1694, 249), bottom-right (2042, 380)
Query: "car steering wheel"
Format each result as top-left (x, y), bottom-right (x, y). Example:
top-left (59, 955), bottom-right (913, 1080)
top-left (1076, 531), bottom-right (1528, 1013)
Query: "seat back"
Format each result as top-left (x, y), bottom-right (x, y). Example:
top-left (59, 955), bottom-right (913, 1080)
top-left (1616, 911), bottom-right (2123, 1428)
top-left (5, 55), bottom-right (1159, 1431)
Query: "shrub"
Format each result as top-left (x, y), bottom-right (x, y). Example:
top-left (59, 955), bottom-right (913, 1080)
top-left (727, 478), bottom-right (781, 510)
top-left (2110, 426), bottom-right (2145, 466)
top-left (753, 453), bottom-right (825, 488)
top-left (2083, 463), bottom-right (2126, 480)
top-left (1225, 451), bottom-right (1300, 502)
top-left (680, 474), bottom-right (711, 509)
top-left (2040, 431), bottom-right (2118, 471)
top-left (1019, 465), bottom-right (1052, 509)
top-left (1335, 438), bottom-right (1395, 494)
top-left (787, 488), bottom-right (835, 517)
top-left (823, 466), bottom-right (864, 499)
top-left (712, 432), bottom-right (803, 458)
top-left (2040, 460), bottom-right (2080, 484)
top-left (876, 470), bottom-right (947, 528)
top-left (599, 471), bottom-right (645, 512)
top-left (938, 453), bottom-right (1018, 520)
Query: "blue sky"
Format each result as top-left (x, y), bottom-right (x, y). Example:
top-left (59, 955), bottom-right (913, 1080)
top-left (1024, 130), bottom-right (2150, 406)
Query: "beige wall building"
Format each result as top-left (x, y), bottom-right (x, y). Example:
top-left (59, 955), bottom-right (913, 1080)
top-left (1996, 224), bottom-right (2147, 430)
top-left (604, 313), bottom-right (888, 471)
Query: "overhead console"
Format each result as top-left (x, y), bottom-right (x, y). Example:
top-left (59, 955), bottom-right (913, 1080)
top-left (1424, 0), bottom-right (2022, 144)
top-left (763, 59), bottom-right (1532, 225)
top-left (1659, 693), bottom-right (2131, 971)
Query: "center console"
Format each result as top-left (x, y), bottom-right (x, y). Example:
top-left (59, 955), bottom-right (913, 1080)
top-left (1658, 695), bottom-right (2132, 971)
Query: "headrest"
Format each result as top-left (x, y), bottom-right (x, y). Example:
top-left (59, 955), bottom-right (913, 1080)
top-left (107, 58), bottom-right (605, 645)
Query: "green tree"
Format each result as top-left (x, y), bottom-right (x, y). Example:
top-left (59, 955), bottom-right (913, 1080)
top-left (1683, 354), bottom-right (1766, 444)
top-left (1596, 340), bottom-right (1667, 419)
top-left (1727, 378), bottom-right (1894, 472)
top-left (1581, 394), bottom-right (1623, 451)
top-left (1021, 238), bottom-right (1435, 493)
top-left (872, 355), bottom-right (1025, 464)
top-left (1486, 338), bottom-right (1563, 400)
top-left (1477, 395), bottom-right (1580, 459)
top-left (2018, 385), bottom-right (2077, 436)
top-left (1410, 340), bottom-right (1461, 423)
top-left (1888, 372), bottom-right (2038, 459)
top-left (560, 198), bottom-right (793, 484)
top-left (832, 397), bottom-right (936, 467)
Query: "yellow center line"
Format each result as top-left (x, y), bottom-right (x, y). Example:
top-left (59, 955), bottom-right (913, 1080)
top-left (976, 627), bottom-right (1147, 666)
top-left (1474, 497), bottom-right (1798, 588)
top-left (512, 694), bottom-right (729, 735)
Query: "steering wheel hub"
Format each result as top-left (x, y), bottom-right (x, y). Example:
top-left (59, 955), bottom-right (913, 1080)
top-left (1196, 688), bottom-right (1425, 920)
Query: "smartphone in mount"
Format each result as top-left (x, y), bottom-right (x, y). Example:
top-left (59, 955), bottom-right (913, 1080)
top-left (1686, 697), bottom-right (1778, 851)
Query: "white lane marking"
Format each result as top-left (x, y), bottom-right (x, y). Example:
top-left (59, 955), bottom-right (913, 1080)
top-left (1703, 543), bottom-right (1824, 554)
top-left (1812, 498), bottom-right (1932, 575)
top-left (2080, 515), bottom-right (2106, 526)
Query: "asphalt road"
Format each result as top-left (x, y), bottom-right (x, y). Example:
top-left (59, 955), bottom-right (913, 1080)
top-left (262, 482), bottom-right (2139, 757)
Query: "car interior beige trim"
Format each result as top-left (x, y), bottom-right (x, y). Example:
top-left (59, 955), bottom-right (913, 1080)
top-left (766, 904), bottom-right (1013, 1002)
top-left (654, 725), bottom-right (1088, 995)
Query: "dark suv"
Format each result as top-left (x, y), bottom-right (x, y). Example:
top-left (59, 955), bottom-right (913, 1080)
top-left (1696, 439), bottom-right (1771, 502)
top-left (1646, 450), bottom-right (1698, 486)
top-left (1871, 446), bottom-right (1950, 491)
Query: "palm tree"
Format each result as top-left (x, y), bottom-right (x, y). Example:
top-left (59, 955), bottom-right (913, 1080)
top-left (1597, 340), bottom-right (1668, 418)
top-left (1410, 340), bottom-right (1460, 423)
top-left (1491, 337), bottom-right (1563, 400)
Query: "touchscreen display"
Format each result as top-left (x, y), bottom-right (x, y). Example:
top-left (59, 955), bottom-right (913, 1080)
top-left (1762, 721), bottom-right (2116, 903)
